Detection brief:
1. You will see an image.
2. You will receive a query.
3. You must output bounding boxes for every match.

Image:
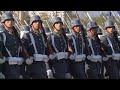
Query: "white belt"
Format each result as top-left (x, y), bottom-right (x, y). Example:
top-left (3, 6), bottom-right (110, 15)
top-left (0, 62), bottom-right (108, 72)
top-left (87, 55), bottom-right (102, 62)
top-left (8, 57), bottom-right (24, 65)
top-left (34, 54), bottom-right (49, 62)
top-left (56, 52), bottom-right (68, 60)
top-left (73, 54), bottom-right (86, 62)
top-left (112, 53), bottom-right (120, 60)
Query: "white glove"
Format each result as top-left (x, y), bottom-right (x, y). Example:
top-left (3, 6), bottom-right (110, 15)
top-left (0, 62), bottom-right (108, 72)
top-left (102, 57), bottom-right (109, 61)
top-left (49, 54), bottom-right (56, 60)
top-left (43, 55), bottom-right (49, 62)
top-left (0, 57), bottom-right (5, 64)
top-left (87, 55), bottom-right (92, 60)
top-left (69, 55), bottom-right (75, 60)
top-left (0, 72), bottom-right (5, 79)
top-left (25, 57), bottom-right (33, 65)
top-left (47, 69), bottom-right (54, 79)
top-left (17, 58), bottom-right (24, 65)
top-left (19, 75), bottom-right (23, 79)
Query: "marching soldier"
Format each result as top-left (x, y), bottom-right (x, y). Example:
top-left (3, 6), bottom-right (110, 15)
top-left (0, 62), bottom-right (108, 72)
top-left (48, 17), bottom-right (68, 79)
top-left (86, 21), bottom-right (102, 79)
top-left (22, 15), bottom-right (49, 79)
top-left (0, 12), bottom-right (24, 79)
top-left (100, 20), bottom-right (120, 79)
top-left (68, 19), bottom-right (86, 79)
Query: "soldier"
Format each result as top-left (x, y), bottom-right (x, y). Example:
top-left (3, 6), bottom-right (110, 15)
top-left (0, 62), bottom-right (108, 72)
top-left (48, 17), bottom-right (68, 79)
top-left (86, 21), bottom-right (102, 79)
top-left (100, 20), bottom-right (120, 79)
top-left (22, 15), bottom-right (49, 79)
top-left (68, 19), bottom-right (86, 79)
top-left (0, 12), bottom-right (24, 79)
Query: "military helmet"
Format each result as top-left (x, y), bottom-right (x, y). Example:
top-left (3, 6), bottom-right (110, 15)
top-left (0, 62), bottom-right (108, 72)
top-left (105, 20), bottom-right (115, 29)
top-left (44, 26), bottom-right (51, 33)
top-left (71, 18), bottom-right (82, 29)
top-left (52, 17), bottom-right (63, 26)
top-left (1, 12), bottom-right (14, 23)
top-left (30, 15), bottom-right (42, 25)
top-left (87, 21), bottom-right (99, 31)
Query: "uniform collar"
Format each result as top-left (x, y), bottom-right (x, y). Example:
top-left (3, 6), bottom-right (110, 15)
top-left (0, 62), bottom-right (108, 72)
top-left (31, 29), bottom-right (42, 35)
top-left (53, 31), bottom-right (62, 37)
top-left (73, 32), bottom-right (82, 38)
top-left (4, 28), bottom-right (14, 35)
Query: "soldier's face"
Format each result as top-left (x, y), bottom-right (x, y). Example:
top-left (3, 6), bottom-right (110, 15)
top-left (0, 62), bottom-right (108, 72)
top-left (32, 21), bottom-right (41, 30)
top-left (54, 22), bottom-right (62, 31)
top-left (73, 25), bottom-right (81, 33)
top-left (89, 27), bottom-right (98, 36)
top-left (106, 27), bottom-right (115, 34)
top-left (4, 19), bottom-right (14, 28)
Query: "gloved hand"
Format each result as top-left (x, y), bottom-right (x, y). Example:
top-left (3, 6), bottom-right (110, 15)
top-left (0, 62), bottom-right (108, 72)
top-left (17, 58), bottom-right (24, 65)
top-left (19, 75), bottom-right (23, 79)
top-left (102, 57), bottom-right (109, 61)
top-left (0, 72), bottom-right (5, 79)
top-left (43, 55), bottom-right (49, 62)
top-left (0, 57), bottom-right (5, 64)
top-left (47, 69), bottom-right (54, 79)
top-left (25, 57), bottom-right (33, 65)
top-left (69, 55), bottom-right (75, 60)
top-left (49, 54), bottom-right (56, 60)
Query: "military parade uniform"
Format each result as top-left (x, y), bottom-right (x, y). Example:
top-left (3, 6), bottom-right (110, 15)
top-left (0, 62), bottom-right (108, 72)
top-left (68, 19), bottom-right (86, 79)
top-left (0, 12), bottom-right (24, 79)
top-left (48, 17), bottom-right (68, 79)
top-left (100, 20), bottom-right (120, 79)
top-left (22, 15), bottom-right (48, 79)
top-left (86, 21), bottom-right (102, 79)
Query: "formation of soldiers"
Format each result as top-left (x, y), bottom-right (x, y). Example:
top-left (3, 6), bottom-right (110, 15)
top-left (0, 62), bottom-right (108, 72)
top-left (0, 12), bottom-right (120, 79)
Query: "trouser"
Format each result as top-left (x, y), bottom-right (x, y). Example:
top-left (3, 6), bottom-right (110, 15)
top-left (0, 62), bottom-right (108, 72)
top-left (3, 62), bottom-right (21, 79)
top-left (20, 62), bottom-right (31, 79)
top-left (26, 61), bottom-right (48, 79)
top-left (104, 58), bottom-right (119, 79)
top-left (69, 60), bottom-right (86, 79)
top-left (49, 59), bottom-right (67, 79)
top-left (86, 60), bottom-right (101, 79)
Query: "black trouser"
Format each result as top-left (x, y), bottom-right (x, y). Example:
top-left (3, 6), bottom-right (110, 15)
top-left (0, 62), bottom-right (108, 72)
top-left (20, 62), bottom-right (31, 79)
top-left (49, 59), bottom-right (67, 79)
top-left (104, 58), bottom-right (119, 79)
top-left (26, 61), bottom-right (48, 79)
top-left (69, 60), bottom-right (86, 79)
top-left (3, 62), bottom-right (21, 79)
top-left (86, 60), bottom-right (101, 79)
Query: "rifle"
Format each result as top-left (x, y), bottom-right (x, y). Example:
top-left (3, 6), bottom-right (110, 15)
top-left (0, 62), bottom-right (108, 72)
top-left (12, 26), bottom-right (30, 59)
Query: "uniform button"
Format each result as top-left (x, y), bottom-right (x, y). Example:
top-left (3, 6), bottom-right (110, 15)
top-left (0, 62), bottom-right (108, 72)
top-left (16, 51), bottom-right (17, 52)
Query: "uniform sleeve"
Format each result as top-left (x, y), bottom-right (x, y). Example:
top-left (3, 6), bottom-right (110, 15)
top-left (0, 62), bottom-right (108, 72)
top-left (0, 33), bottom-right (3, 51)
top-left (100, 36), bottom-right (108, 55)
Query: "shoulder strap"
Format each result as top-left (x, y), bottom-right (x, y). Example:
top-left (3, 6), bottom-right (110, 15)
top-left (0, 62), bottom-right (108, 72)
top-left (29, 33), bottom-right (38, 54)
top-left (106, 36), bottom-right (115, 53)
top-left (2, 33), bottom-right (12, 57)
top-left (51, 35), bottom-right (59, 53)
